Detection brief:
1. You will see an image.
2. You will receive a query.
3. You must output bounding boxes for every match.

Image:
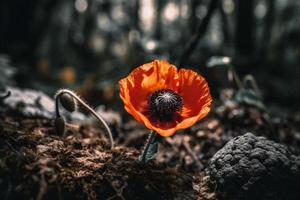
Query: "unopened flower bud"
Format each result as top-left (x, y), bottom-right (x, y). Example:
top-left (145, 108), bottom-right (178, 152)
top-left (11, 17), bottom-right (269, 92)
top-left (55, 116), bottom-right (66, 135)
top-left (59, 93), bottom-right (76, 112)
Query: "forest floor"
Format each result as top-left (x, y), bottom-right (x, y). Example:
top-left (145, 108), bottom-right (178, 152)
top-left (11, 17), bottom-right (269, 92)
top-left (0, 87), bottom-right (300, 200)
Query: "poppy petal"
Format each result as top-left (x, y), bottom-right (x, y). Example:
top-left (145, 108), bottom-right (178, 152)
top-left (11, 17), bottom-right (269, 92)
top-left (119, 60), bottom-right (179, 134)
top-left (175, 69), bottom-right (212, 129)
top-left (119, 60), bottom-right (211, 137)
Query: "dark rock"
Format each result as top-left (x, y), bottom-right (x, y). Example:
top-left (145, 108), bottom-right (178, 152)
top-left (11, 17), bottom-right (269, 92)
top-left (206, 132), bottom-right (300, 200)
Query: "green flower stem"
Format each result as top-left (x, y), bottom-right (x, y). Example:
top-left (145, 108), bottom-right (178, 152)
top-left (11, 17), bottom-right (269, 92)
top-left (55, 89), bottom-right (114, 149)
top-left (140, 130), bottom-right (156, 163)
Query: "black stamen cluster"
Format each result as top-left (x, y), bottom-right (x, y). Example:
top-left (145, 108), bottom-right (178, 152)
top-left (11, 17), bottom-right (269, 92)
top-left (148, 89), bottom-right (183, 122)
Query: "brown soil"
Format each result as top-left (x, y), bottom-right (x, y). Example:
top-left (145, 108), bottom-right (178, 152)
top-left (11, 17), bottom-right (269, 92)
top-left (0, 115), bottom-right (216, 200)
top-left (1, 88), bottom-right (299, 200)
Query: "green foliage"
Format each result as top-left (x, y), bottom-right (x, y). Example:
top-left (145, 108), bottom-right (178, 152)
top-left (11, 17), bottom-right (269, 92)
top-left (139, 140), bottom-right (158, 163)
top-left (234, 89), bottom-right (265, 109)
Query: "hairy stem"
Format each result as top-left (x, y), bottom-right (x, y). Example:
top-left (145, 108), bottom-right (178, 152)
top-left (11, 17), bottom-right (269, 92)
top-left (55, 89), bottom-right (114, 149)
top-left (140, 130), bottom-right (156, 163)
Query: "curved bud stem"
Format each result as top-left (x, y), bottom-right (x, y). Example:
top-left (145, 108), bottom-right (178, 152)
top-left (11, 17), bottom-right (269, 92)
top-left (140, 130), bottom-right (156, 163)
top-left (55, 89), bottom-right (114, 149)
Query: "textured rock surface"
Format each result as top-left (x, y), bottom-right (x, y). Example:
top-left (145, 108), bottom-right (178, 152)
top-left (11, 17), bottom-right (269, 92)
top-left (1, 87), bottom-right (85, 120)
top-left (206, 133), bottom-right (300, 200)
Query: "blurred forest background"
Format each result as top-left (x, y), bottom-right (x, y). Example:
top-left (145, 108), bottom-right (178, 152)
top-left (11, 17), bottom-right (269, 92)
top-left (0, 0), bottom-right (299, 112)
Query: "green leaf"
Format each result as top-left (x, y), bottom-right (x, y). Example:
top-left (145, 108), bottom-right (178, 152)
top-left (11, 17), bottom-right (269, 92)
top-left (139, 141), bottom-right (158, 163)
top-left (234, 89), bottom-right (265, 109)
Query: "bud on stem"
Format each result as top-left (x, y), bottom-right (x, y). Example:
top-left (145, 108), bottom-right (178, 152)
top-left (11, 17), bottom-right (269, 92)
top-left (54, 89), bottom-right (114, 149)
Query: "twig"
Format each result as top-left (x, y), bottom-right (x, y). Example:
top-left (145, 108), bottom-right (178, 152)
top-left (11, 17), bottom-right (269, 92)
top-left (177, 0), bottom-right (220, 67)
top-left (182, 139), bottom-right (204, 170)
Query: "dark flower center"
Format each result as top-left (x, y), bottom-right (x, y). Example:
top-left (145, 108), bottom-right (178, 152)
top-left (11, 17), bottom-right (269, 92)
top-left (148, 89), bottom-right (183, 121)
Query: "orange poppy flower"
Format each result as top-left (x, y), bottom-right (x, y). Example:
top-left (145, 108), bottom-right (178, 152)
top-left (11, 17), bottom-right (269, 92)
top-left (119, 60), bottom-right (212, 137)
